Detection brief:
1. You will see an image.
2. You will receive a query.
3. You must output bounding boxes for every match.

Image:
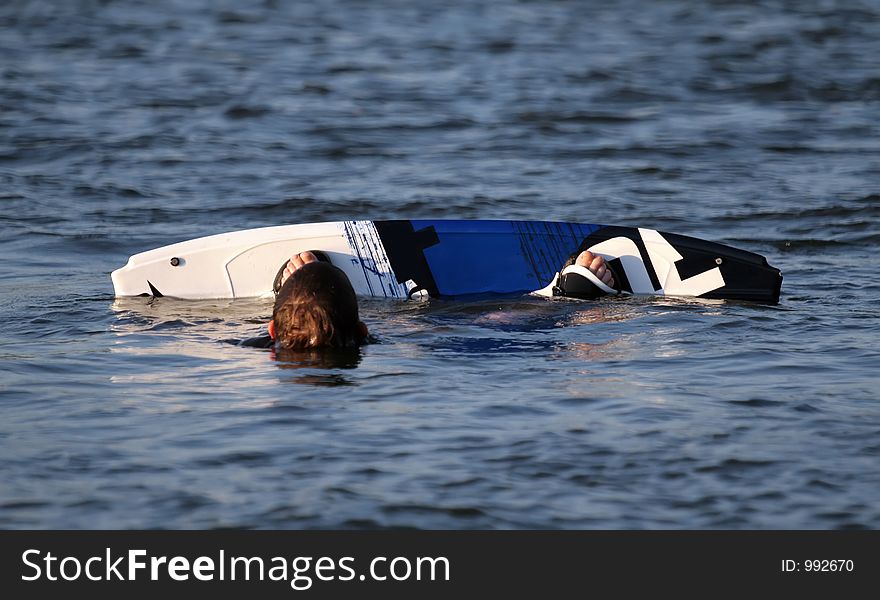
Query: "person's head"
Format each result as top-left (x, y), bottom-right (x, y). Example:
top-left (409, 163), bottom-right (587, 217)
top-left (268, 262), bottom-right (368, 350)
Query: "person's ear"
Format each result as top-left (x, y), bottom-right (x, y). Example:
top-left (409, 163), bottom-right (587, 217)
top-left (357, 321), bottom-right (368, 339)
top-left (267, 319), bottom-right (276, 340)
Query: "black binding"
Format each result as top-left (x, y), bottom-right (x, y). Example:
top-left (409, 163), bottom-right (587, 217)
top-left (552, 262), bottom-right (622, 300)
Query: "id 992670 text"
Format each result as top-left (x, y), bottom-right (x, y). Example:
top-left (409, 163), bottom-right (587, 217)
top-left (781, 560), bottom-right (854, 573)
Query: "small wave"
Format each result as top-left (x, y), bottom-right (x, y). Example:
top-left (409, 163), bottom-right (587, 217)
top-left (695, 458), bottom-right (780, 473)
top-left (74, 183), bottom-right (149, 199)
top-left (716, 201), bottom-right (880, 223)
top-left (726, 398), bottom-right (785, 408)
top-left (381, 503), bottom-right (487, 518)
top-left (101, 43), bottom-right (146, 59)
top-left (217, 11), bottom-right (265, 25)
top-left (591, 85), bottom-right (679, 104)
top-left (515, 110), bottom-right (642, 125)
top-left (224, 104), bottom-right (271, 119)
top-left (759, 239), bottom-right (854, 251)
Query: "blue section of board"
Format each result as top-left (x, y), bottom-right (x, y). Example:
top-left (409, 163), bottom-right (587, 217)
top-left (410, 220), bottom-right (603, 295)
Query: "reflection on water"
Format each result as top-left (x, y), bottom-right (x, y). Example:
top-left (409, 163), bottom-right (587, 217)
top-left (273, 348), bottom-right (364, 387)
top-left (111, 296), bottom-right (273, 326)
top-left (112, 296), bottom-right (367, 387)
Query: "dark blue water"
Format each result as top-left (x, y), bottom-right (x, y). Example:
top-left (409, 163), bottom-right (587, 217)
top-left (1, 0), bottom-right (878, 528)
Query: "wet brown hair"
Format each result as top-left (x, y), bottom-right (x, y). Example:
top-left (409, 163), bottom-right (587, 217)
top-left (271, 262), bottom-right (365, 350)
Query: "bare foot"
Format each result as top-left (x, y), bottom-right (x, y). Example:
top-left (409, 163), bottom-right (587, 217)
top-left (575, 250), bottom-right (615, 288)
top-left (279, 251), bottom-right (319, 289)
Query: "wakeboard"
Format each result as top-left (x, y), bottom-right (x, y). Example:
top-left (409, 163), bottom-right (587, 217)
top-left (111, 220), bottom-right (782, 303)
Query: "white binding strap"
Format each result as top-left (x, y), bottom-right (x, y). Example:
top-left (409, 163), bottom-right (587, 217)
top-left (560, 264), bottom-right (618, 296)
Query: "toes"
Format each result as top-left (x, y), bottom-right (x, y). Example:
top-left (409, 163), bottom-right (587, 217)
top-left (279, 265), bottom-right (294, 288)
top-left (279, 251), bottom-right (320, 289)
top-left (575, 250), bottom-right (595, 267)
top-left (291, 252), bottom-right (317, 270)
top-left (578, 252), bottom-right (616, 288)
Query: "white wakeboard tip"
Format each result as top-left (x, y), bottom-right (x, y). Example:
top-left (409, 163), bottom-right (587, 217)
top-left (111, 220), bottom-right (409, 300)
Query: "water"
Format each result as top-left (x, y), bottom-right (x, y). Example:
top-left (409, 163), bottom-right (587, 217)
top-left (1, 0), bottom-right (878, 529)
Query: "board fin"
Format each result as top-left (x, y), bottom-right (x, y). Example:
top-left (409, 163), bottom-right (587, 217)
top-left (147, 281), bottom-right (164, 297)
